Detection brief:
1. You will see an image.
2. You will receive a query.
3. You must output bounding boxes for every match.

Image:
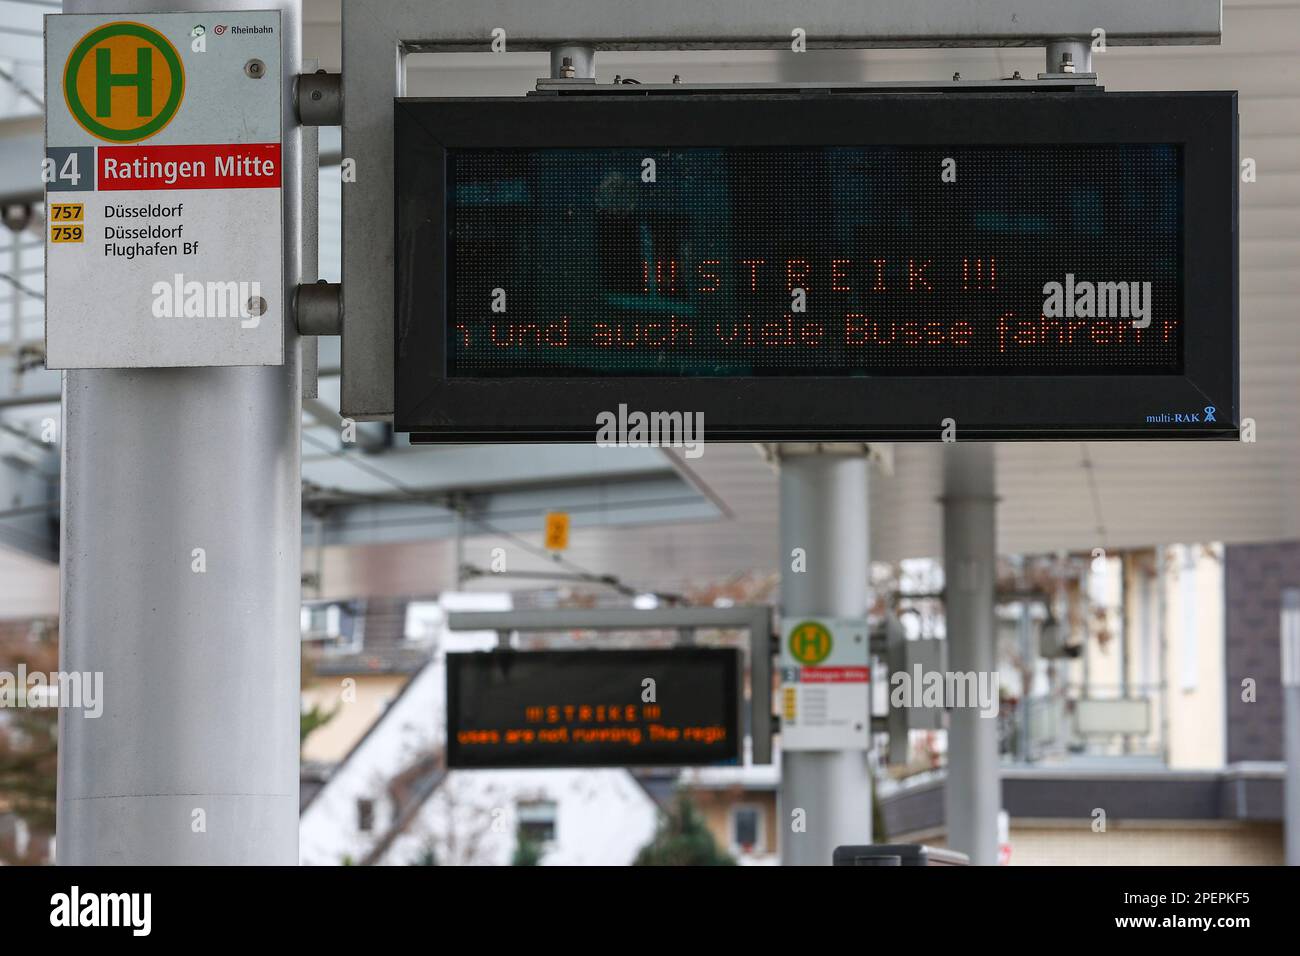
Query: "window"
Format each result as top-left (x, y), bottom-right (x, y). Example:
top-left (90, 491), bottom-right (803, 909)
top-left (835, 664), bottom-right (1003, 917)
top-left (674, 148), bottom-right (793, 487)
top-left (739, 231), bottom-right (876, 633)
top-left (516, 800), bottom-right (557, 843)
top-left (404, 601), bottom-right (444, 644)
top-left (357, 798), bottom-right (375, 833)
top-left (301, 601), bottom-right (362, 654)
top-left (731, 804), bottom-right (764, 854)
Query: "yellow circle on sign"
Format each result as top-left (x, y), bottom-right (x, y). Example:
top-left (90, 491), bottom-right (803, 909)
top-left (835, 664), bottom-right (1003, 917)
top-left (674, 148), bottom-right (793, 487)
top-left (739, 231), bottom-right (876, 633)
top-left (788, 620), bottom-right (833, 665)
top-left (64, 21), bottom-right (185, 143)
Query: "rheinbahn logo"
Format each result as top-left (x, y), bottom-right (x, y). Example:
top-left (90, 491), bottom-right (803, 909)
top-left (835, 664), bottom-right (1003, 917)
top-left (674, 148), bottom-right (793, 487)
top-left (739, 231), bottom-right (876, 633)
top-left (63, 21), bottom-right (185, 143)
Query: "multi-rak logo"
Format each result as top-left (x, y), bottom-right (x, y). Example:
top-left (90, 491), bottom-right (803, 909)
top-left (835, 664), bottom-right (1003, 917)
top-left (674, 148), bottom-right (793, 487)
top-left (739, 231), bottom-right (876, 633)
top-left (1146, 406), bottom-right (1218, 425)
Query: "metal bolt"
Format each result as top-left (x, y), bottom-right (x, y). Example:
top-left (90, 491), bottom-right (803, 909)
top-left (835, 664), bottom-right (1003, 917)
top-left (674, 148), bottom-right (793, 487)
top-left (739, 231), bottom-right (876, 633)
top-left (561, 56), bottom-right (575, 79)
top-left (1012, 70), bottom-right (1022, 80)
top-left (246, 296), bottom-right (268, 317)
top-left (1061, 52), bottom-right (1075, 74)
top-left (245, 58), bottom-right (265, 79)
top-left (672, 74), bottom-right (681, 84)
top-left (311, 89), bottom-right (322, 101)
top-left (952, 71), bottom-right (961, 82)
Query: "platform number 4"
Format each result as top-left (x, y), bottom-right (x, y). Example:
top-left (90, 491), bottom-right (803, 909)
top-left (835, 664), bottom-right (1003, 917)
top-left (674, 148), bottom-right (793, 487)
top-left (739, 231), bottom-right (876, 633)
top-left (43, 150), bottom-right (83, 187)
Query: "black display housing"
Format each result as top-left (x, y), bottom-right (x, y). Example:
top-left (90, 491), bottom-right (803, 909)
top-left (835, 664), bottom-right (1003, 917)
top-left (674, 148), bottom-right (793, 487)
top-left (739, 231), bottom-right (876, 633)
top-left (395, 91), bottom-right (1238, 441)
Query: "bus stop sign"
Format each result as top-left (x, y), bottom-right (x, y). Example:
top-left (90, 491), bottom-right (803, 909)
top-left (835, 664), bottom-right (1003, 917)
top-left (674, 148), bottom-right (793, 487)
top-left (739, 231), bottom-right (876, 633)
top-left (44, 11), bottom-right (284, 369)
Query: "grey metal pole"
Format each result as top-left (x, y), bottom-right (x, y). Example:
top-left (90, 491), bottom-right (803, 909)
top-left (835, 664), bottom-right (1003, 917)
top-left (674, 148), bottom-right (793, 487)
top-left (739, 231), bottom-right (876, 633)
top-left (9, 224), bottom-right (20, 393)
top-left (56, 0), bottom-right (302, 864)
top-left (1015, 565), bottom-right (1031, 764)
top-left (1283, 589), bottom-right (1300, 866)
top-left (778, 451), bottom-right (873, 865)
top-left (942, 442), bottom-right (1000, 865)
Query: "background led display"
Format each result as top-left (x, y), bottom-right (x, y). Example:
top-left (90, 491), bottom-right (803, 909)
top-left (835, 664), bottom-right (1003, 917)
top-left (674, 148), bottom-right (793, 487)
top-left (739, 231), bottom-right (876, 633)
top-left (449, 144), bottom-right (1182, 378)
top-left (446, 649), bottom-right (741, 769)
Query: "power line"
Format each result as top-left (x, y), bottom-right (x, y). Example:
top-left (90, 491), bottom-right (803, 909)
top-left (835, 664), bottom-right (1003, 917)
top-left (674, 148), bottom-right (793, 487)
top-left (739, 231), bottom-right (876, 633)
top-left (0, 272), bottom-right (44, 301)
top-left (1078, 442), bottom-right (1108, 547)
top-left (0, 63), bottom-right (42, 107)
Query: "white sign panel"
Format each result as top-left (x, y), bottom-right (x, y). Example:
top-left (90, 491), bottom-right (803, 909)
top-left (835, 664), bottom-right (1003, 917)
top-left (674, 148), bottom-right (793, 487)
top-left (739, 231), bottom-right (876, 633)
top-left (779, 617), bottom-right (871, 751)
top-left (1075, 697), bottom-right (1152, 736)
top-left (44, 12), bottom-right (283, 368)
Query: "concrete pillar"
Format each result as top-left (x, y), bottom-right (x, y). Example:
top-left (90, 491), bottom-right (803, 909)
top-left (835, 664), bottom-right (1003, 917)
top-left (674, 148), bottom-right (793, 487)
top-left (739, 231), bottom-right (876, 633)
top-left (942, 442), bottom-right (1000, 865)
top-left (778, 451), bottom-right (873, 865)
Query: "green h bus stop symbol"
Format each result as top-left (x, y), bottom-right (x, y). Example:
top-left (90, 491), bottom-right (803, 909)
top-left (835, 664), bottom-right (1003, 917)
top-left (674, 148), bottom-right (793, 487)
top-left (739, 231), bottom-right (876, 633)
top-left (63, 21), bottom-right (184, 143)
top-left (96, 43), bottom-right (152, 118)
top-left (789, 620), bottom-right (833, 666)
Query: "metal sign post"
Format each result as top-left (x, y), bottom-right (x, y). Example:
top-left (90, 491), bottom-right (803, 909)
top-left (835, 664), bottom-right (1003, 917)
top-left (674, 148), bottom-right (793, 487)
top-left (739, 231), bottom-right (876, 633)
top-left (54, 0), bottom-right (302, 865)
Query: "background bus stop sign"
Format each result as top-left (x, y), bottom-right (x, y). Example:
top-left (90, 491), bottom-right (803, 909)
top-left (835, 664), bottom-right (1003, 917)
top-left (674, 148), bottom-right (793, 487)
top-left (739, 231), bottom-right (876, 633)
top-left (780, 617), bottom-right (871, 751)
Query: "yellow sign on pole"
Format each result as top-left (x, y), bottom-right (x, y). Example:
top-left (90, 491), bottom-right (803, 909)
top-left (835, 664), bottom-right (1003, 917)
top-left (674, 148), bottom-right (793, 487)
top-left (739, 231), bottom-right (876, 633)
top-left (544, 512), bottom-right (570, 551)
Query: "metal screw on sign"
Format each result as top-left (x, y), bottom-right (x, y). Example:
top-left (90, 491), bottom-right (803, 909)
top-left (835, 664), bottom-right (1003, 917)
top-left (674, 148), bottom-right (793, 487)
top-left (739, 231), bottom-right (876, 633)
top-left (245, 58), bottom-right (266, 79)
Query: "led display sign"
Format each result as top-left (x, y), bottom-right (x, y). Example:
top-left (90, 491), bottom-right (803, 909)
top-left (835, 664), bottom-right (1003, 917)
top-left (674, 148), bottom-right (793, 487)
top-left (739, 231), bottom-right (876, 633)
top-left (445, 648), bottom-right (741, 769)
top-left (395, 92), bottom-right (1237, 440)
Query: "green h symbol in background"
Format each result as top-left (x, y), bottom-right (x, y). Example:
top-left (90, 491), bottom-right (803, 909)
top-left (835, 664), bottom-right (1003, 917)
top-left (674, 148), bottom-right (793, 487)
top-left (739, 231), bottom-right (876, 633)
top-left (95, 46), bottom-right (152, 117)
top-left (791, 622), bottom-right (831, 663)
